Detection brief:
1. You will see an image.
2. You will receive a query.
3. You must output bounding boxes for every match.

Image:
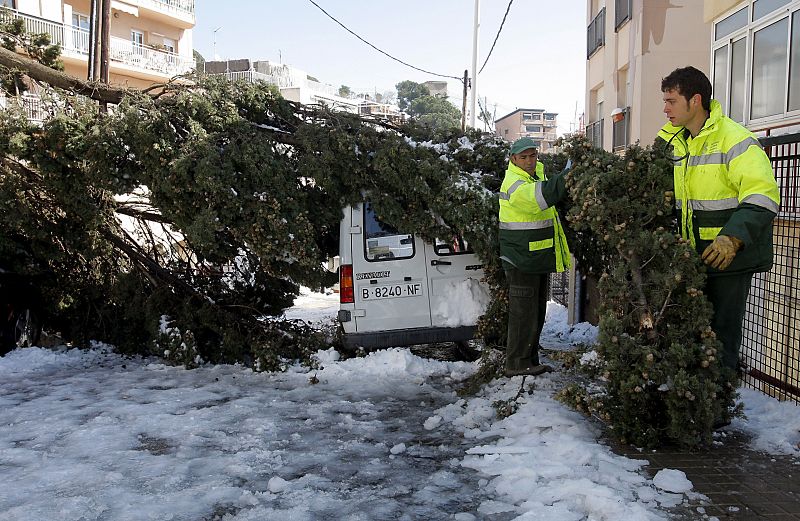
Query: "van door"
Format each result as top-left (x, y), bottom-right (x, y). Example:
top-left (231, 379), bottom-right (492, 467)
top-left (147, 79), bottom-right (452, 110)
top-left (424, 237), bottom-right (489, 328)
top-left (351, 203), bottom-right (432, 332)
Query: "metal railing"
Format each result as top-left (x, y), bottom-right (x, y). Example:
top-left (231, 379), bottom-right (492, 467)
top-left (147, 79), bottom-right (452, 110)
top-left (586, 119), bottom-right (604, 149)
top-left (740, 133), bottom-right (800, 403)
top-left (138, 0), bottom-right (195, 17)
top-left (109, 38), bottom-right (194, 76)
top-left (2, 9), bottom-right (194, 77)
top-left (587, 8), bottom-right (605, 58)
top-left (0, 93), bottom-right (46, 123)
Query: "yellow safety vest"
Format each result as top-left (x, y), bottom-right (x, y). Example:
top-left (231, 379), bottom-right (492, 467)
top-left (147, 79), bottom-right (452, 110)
top-left (498, 161), bottom-right (571, 273)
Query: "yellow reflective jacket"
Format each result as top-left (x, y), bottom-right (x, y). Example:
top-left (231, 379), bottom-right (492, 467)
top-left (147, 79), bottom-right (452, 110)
top-left (498, 160), bottom-right (571, 274)
top-left (657, 100), bottom-right (780, 274)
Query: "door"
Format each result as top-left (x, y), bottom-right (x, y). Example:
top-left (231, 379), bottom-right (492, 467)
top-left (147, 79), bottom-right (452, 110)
top-left (424, 236), bottom-right (489, 328)
top-left (351, 203), bottom-right (431, 332)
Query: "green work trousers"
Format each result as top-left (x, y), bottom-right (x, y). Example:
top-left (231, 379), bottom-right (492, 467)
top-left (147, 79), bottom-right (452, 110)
top-left (705, 272), bottom-right (754, 371)
top-left (505, 268), bottom-right (549, 371)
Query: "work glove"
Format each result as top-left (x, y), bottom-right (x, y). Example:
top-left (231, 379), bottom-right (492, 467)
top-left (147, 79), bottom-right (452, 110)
top-left (701, 235), bottom-right (743, 270)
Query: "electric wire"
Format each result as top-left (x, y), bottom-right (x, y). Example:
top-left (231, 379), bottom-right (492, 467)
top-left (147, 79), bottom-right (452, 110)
top-left (307, 0), bottom-right (462, 81)
top-left (479, 0), bottom-right (515, 74)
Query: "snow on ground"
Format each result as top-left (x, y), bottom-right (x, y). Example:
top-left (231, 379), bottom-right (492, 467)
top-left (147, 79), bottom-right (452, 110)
top-left (1, 289), bottom-right (798, 521)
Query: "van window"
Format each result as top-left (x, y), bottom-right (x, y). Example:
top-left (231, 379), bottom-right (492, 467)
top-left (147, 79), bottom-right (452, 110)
top-left (434, 236), bottom-right (474, 256)
top-left (363, 203), bottom-right (415, 261)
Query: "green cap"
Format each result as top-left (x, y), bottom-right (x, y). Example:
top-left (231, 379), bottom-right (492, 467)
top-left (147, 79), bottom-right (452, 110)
top-left (510, 136), bottom-right (538, 155)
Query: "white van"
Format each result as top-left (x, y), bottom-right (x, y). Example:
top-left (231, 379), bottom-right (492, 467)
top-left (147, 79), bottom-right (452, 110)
top-left (337, 202), bottom-right (490, 351)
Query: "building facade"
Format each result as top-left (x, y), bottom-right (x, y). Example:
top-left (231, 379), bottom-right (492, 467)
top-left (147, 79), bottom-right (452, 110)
top-left (585, 0), bottom-right (709, 152)
top-left (494, 108), bottom-right (558, 153)
top-left (1, 0), bottom-right (195, 89)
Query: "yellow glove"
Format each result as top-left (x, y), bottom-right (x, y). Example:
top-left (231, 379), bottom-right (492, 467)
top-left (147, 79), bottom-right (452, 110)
top-left (701, 235), bottom-right (743, 270)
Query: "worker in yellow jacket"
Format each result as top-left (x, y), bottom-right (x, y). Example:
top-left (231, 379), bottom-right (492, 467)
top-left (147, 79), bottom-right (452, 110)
top-left (498, 137), bottom-right (571, 377)
top-left (657, 66), bottom-right (780, 373)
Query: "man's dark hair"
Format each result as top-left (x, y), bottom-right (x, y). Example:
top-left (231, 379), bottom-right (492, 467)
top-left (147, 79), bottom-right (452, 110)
top-left (661, 66), bottom-right (712, 111)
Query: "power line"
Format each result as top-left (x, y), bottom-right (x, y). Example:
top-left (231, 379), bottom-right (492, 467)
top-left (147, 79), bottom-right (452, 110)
top-left (479, 0), bottom-right (514, 75)
top-left (307, 0), bottom-right (462, 81)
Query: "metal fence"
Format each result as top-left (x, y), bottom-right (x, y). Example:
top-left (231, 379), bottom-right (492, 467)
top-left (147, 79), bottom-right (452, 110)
top-left (740, 133), bottom-right (800, 403)
top-left (550, 272), bottom-right (570, 308)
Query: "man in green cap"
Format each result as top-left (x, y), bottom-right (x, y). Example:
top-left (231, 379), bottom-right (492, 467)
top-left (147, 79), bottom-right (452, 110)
top-left (498, 137), bottom-right (571, 377)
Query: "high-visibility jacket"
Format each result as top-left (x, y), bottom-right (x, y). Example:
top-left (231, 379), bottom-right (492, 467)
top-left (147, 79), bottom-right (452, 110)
top-left (498, 160), bottom-right (571, 274)
top-left (657, 100), bottom-right (780, 274)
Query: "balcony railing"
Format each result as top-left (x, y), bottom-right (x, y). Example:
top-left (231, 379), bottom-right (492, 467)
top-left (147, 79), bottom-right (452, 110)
top-left (0, 93), bottom-right (46, 123)
top-left (587, 7), bottom-right (605, 57)
top-left (138, 0), bottom-right (195, 17)
top-left (2, 9), bottom-right (194, 77)
top-left (586, 119), bottom-right (604, 149)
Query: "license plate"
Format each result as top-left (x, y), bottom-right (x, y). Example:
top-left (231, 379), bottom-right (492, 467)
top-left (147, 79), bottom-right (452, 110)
top-left (360, 282), bottom-right (423, 300)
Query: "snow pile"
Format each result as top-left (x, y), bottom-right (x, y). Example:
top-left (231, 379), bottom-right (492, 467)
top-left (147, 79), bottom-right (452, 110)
top-left (732, 387), bottom-right (800, 456)
top-left (541, 301), bottom-right (599, 347)
top-left (431, 277), bottom-right (490, 327)
top-left (428, 375), bottom-right (685, 520)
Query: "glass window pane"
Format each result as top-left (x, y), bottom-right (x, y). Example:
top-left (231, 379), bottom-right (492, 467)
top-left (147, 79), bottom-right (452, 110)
top-left (363, 203), bottom-right (414, 261)
top-left (731, 38), bottom-right (747, 122)
top-left (713, 45), bottom-right (729, 114)
top-left (790, 11), bottom-right (800, 111)
top-left (751, 18), bottom-right (789, 119)
top-left (715, 7), bottom-right (748, 40)
top-left (753, 0), bottom-right (790, 21)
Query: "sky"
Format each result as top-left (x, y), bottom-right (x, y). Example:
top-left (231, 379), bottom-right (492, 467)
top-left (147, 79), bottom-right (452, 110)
top-left (2, 291), bottom-right (799, 520)
top-left (192, 1), bottom-right (587, 134)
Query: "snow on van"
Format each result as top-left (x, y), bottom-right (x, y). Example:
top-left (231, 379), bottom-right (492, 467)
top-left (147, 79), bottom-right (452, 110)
top-left (337, 202), bottom-right (490, 351)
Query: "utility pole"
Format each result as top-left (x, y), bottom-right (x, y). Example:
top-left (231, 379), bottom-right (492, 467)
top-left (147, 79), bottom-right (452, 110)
top-left (461, 70), bottom-right (468, 132)
top-left (99, 0), bottom-right (110, 84)
top-left (87, 0), bottom-right (97, 80)
top-left (469, 0), bottom-right (479, 128)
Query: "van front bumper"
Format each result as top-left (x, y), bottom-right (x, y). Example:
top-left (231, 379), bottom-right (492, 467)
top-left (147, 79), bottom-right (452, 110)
top-left (342, 325), bottom-right (476, 350)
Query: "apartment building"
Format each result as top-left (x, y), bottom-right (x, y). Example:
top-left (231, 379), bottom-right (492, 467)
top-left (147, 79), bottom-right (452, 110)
top-left (1, 0), bottom-right (195, 89)
top-left (494, 108), bottom-right (558, 153)
top-left (584, 0), bottom-right (709, 152)
top-left (206, 58), bottom-right (404, 123)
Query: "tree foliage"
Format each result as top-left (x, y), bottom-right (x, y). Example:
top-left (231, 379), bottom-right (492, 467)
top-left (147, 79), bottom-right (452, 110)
top-left (0, 31), bottom-right (735, 447)
top-left (553, 137), bottom-right (737, 448)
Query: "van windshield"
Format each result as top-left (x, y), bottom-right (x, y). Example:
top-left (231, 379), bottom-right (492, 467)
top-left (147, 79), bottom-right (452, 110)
top-left (363, 203), bottom-right (414, 261)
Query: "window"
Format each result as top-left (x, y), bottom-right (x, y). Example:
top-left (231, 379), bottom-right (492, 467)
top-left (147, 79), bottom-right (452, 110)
top-left (587, 7), bottom-right (605, 57)
top-left (522, 112), bottom-right (533, 120)
top-left (612, 108), bottom-right (629, 152)
top-left (525, 125), bottom-right (543, 133)
top-left (544, 114), bottom-right (556, 120)
top-left (434, 237), bottom-right (473, 256)
top-left (162, 38), bottom-right (176, 53)
top-left (363, 203), bottom-right (414, 262)
top-left (71, 12), bottom-right (90, 53)
top-left (751, 17), bottom-right (788, 119)
top-left (131, 30), bottom-right (144, 46)
top-left (72, 13), bottom-right (89, 30)
top-left (753, 0), bottom-right (790, 21)
top-left (615, 0), bottom-right (631, 30)
top-left (789, 10), bottom-right (800, 111)
top-left (712, 2), bottom-right (800, 125)
top-left (715, 7), bottom-right (747, 39)
top-left (0, 0), bottom-right (15, 7)
top-left (532, 113), bottom-right (541, 120)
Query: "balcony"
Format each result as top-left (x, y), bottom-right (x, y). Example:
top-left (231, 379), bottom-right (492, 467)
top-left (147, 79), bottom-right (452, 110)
top-left (135, 0), bottom-right (195, 28)
top-left (138, 0), bottom-right (195, 17)
top-left (587, 7), bottom-right (605, 58)
top-left (2, 9), bottom-right (194, 78)
top-left (586, 119), bottom-right (603, 149)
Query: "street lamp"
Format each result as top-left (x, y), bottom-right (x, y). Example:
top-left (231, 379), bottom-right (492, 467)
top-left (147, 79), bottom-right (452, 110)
top-left (212, 26), bottom-right (222, 61)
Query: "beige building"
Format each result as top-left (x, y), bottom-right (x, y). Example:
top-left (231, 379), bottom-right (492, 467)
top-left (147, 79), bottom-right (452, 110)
top-left (494, 108), bottom-right (558, 153)
top-left (2, 0), bottom-right (195, 90)
top-left (585, 0), bottom-right (709, 152)
top-left (703, 0), bottom-right (800, 401)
